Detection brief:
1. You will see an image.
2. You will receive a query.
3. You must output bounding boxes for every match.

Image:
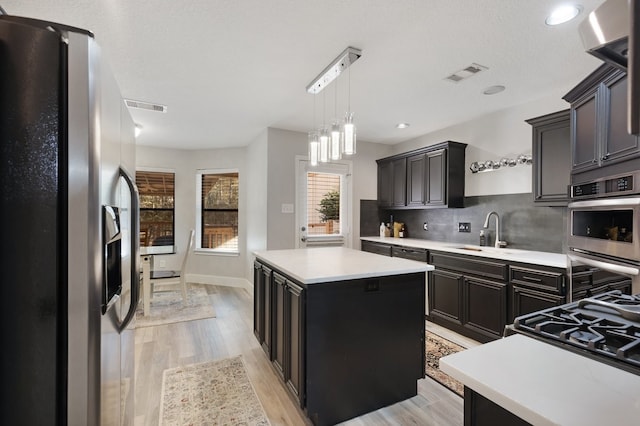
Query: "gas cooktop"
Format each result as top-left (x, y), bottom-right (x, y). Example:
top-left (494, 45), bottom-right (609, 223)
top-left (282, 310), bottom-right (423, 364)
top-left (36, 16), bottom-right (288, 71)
top-left (511, 291), bottom-right (640, 375)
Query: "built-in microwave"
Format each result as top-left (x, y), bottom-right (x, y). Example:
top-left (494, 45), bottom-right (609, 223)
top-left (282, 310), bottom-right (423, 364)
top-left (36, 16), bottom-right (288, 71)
top-left (568, 197), bottom-right (640, 261)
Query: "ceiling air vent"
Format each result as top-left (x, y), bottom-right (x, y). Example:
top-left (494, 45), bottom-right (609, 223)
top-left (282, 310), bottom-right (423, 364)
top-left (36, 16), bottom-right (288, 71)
top-left (124, 99), bottom-right (168, 113)
top-left (444, 63), bottom-right (488, 83)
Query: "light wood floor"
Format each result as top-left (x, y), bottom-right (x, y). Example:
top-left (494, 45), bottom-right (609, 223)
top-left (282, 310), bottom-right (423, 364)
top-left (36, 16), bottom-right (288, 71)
top-left (134, 285), bottom-right (468, 426)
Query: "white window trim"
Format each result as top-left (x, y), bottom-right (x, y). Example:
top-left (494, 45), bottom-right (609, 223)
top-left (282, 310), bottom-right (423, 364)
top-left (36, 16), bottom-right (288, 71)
top-left (195, 168), bottom-right (240, 255)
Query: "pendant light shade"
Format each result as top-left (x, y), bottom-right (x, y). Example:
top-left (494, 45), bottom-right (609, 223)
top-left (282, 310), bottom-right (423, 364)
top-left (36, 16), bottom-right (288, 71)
top-left (319, 127), bottom-right (330, 163)
top-left (330, 121), bottom-right (342, 160)
top-left (308, 132), bottom-right (319, 166)
top-left (343, 112), bottom-right (356, 155)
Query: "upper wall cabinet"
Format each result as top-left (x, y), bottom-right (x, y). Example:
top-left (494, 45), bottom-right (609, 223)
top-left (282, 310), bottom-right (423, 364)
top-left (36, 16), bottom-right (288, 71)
top-left (526, 110), bottom-right (570, 206)
top-left (377, 141), bottom-right (466, 209)
top-left (563, 65), bottom-right (640, 182)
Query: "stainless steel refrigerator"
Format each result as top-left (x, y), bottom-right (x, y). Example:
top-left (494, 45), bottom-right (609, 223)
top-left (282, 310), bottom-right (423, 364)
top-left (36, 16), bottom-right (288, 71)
top-left (0, 15), bottom-right (140, 425)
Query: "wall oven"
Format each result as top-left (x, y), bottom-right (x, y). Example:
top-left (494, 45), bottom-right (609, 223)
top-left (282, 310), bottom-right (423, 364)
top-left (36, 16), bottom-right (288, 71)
top-left (568, 172), bottom-right (640, 298)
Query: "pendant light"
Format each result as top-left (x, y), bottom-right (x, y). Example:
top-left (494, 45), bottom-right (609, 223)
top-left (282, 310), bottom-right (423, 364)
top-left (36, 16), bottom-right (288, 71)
top-left (330, 80), bottom-right (342, 160)
top-left (342, 65), bottom-right (356, 155)
top-left (306, 46), bottom-right (362, 165)
top-left (319, 91), bottom-right (329, 163)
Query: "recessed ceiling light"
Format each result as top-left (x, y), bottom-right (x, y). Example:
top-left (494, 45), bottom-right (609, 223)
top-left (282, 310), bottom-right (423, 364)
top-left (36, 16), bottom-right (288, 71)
top-left (545, 4), bottom-right (582, 26)
top-left (396, 123), bottom-right (410, 129)
top-left (483, 85), bottom-right (505, 95)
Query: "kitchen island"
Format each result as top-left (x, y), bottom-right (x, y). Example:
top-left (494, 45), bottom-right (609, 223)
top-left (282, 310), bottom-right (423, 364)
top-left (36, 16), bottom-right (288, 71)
top-left (253, 247), bottom-right (433, 426)
top-left (439, 334), bottom-right (640, 426)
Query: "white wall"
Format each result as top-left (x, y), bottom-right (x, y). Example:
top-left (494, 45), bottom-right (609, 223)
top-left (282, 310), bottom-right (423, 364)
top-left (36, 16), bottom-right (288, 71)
top-left (246, 129), bottom-right (269, 281)
top-left (136, 145), bottom-right (249, 287)
top-left (392, 94), bottom-right (570, 196)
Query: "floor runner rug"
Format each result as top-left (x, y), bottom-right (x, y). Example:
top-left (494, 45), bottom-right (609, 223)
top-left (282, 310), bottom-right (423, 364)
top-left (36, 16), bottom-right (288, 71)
top-left (425, 332), bottom-right (465, 397)
top-left (160, 355), bottom-right (270, 425)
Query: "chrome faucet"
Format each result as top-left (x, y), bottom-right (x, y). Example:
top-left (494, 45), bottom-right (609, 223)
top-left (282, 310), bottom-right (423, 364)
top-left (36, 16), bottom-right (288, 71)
top-left (483, 211), bottom-right (507, 248)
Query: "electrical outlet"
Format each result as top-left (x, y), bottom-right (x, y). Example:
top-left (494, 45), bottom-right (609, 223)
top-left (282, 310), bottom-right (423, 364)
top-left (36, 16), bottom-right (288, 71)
top-left (423, 222), bottom-right (428, 231)
top-left (458, 222), bottom-right (471, 233)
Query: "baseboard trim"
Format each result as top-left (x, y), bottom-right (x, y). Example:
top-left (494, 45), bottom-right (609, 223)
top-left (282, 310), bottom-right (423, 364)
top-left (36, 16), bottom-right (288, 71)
top-left (186, 274), bottom-right (252, 293)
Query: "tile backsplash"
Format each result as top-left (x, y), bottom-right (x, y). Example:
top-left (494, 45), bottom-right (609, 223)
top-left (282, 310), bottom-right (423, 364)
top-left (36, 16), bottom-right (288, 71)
top-left (360, 194), bottom-right (567, 253)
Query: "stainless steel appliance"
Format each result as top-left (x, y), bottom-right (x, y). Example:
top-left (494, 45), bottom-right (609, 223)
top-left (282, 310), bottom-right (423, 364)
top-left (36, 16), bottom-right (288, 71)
top-left (579, 0), bottom-right (639, 135)
top-left (568, 172), bottom-right (640, 297)
top-left (0, 15), bottom-right (139, 425)
top-left (511, 290), bottom-right (640, 376)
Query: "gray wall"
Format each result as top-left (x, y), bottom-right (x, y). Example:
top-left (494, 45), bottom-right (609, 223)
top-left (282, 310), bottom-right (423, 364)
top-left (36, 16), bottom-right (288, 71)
top-left (361, 193), bottom-right (567, 253)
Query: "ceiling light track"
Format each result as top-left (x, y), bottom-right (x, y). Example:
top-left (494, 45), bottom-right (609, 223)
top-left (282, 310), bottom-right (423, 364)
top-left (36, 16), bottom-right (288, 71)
top-left (306, 47), bottom-right (362, 95)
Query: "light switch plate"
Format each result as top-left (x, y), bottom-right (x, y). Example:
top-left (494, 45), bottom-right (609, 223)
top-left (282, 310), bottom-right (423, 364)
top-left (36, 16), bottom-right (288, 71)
top-left (281, 203), bottom-right (294, 213)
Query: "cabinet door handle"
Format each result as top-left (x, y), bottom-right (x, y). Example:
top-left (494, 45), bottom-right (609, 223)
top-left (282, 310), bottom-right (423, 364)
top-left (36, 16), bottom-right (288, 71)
top-left (522, 275), bottom-right (543, 283)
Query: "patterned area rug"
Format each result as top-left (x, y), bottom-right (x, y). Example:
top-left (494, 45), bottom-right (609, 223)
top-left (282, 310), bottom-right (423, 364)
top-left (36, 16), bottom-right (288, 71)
top-left (160, 356), bottom-right (270, 426)
top-left (135, 283), bottom-right (216, 328)
top-left (425, 332), bottom-right (466, 397)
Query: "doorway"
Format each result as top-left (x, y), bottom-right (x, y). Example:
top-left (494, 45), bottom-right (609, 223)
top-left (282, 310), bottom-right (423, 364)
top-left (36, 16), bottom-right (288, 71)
top-left (295, 157), bottom-right (352, 248)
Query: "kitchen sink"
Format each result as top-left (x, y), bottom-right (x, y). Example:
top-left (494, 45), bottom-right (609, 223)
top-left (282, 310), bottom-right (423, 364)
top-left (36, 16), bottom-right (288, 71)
top-left (449, 245), bottom-right (517, 255)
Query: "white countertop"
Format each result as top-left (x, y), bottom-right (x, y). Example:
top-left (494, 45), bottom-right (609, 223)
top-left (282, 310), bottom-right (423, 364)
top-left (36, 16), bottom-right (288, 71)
top-left (254, 246), bottom-right (433, 284)
top-left (440, 334), bottom-right (640, 426)
top-left (361, 236), bottom-right (567, 268)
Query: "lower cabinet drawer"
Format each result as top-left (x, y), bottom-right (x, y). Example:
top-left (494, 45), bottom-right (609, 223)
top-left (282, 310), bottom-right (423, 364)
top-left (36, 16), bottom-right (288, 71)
top-left (361, 241), bottom-right (392, 256)
top-left (392, 246), bottom-right (428, 262)
top-left (510, 266), bottom-right (565, 295)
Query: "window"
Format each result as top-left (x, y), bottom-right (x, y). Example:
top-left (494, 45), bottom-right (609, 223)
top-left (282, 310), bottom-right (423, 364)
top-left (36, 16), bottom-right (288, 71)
top-left (196, 170), bottom-right (239, 253)
top-left (136, 170), bottom-right (175, 254)
top-left (307, 172), bottom-right (341, 235)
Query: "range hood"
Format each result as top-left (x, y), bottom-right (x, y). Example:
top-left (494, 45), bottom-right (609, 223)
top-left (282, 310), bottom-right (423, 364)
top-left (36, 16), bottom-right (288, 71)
top-left (579, 0), bottom-right (639, 135)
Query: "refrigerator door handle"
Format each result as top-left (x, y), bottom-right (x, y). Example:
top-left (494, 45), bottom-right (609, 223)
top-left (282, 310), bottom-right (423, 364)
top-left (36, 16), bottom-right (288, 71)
top-left (118, 166), bottom-right (140, 332)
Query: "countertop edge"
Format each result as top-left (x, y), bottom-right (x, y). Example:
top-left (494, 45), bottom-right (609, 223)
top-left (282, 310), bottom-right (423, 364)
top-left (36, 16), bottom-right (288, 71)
top-left (361, 236), bottom-right (567, 268)
top-left (254, 247), bottom-right (433, 285)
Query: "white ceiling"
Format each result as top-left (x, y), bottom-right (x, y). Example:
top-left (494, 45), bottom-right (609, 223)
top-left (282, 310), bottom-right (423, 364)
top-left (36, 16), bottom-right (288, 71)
top-left (2, 0), bottom-right (605, 150)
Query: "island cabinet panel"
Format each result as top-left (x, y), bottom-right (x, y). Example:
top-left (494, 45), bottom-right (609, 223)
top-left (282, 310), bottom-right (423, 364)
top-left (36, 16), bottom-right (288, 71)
top-left (253, 261), bottom-right (273, 357)
top-left (305, 273), bottom-right (425, 426)
top-left (272, 272), bottom-right (287, 380)
top-left (464, 387), bottom-right (531, 426)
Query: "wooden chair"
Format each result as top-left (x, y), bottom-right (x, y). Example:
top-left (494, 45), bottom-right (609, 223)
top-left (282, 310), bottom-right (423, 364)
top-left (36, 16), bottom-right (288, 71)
top-left (140, 229), bottom-right (195, 316)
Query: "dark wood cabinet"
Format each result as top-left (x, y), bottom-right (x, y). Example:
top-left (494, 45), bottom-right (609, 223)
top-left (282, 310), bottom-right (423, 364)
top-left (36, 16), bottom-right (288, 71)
top-left (406, 153), bottom-right (426, 206)
top-left (511, 286), bottom-right (565, 319)
top-left (428, 251), bottom-right (509, 343)
top-left (269, 271), bottom-right (305, 406)
top-left (253, 261), bottom-right (273, 357)
top-left (285, 280), bottom-right (305, 406)
top-left (377, 157), bottom-right (407, 207)
top-left (564, 65), bottom-right (640, 181)
top-left (361, 240), bottom-right (393, 256)
top-left (391, 245), bottom-right (428, 262)
top-left (429, 269), bottom-right (464, 326)
top-left (256, 257), bottom-right (425, 425)
top-left (526, 110), bottom-right (571, 206)
top-left (426, 149), bottom-right (447, 206)
top-left (463, 277), bottom-right (507, 341)
top-left (464, 387), bottom-right (531, 426)
top-left (509, 264), bottom-right (566, 321)
top-left (272, 272), bottom-right (287, 379)
top-left (377, 160), bottom-right (393, 206)
top-left (377, 141), bottom-right (466, 209)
